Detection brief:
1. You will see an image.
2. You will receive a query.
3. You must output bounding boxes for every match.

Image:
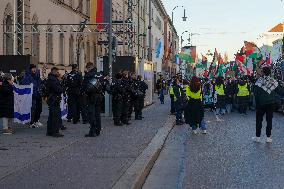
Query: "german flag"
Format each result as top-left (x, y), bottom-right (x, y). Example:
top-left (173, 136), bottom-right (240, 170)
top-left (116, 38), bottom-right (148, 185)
top-left (90, 0), bottom-right (111, 29)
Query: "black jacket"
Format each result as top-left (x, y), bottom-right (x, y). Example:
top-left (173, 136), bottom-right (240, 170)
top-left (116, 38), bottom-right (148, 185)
top-left (82, 68), bottom-right (104, 105)
top-left (0, 80), bottom-right (14, 118)
top-left (46, 74), bottom-right (64, 106)
top-left (66, 70), bottom-right (82, 96)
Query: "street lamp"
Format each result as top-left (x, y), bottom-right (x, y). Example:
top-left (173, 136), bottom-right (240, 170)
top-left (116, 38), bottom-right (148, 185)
top-left (172, 6), bottom-right (187, 23)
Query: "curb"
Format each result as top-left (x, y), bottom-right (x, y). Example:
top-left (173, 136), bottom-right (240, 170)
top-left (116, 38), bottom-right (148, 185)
top-left (112, 115), bottom-right (175, 189)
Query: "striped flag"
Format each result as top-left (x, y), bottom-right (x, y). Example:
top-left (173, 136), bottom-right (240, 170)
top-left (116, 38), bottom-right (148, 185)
top-left (13, 84), bottom-right (33, 124)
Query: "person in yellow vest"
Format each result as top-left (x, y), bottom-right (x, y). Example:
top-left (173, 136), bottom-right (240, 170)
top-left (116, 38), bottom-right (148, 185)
top-left (169, 77), bottom-right (176, 114)
top-left (214, 77), bottom-right (226, 115)
top-left (236, 78), bottom-right (250, 115)
top-left (173, 78), bottom-right (185, 125)
top-left (184, 76), bottom-right (206, 134)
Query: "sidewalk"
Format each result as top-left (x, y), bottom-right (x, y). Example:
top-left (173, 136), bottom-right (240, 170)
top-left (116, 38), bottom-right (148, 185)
top-left (0, 98), bottom-right (171, 189)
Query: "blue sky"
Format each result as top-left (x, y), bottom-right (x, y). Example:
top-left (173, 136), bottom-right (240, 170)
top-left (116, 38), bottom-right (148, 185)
top-left (163, 0), bottom-right (284, 60)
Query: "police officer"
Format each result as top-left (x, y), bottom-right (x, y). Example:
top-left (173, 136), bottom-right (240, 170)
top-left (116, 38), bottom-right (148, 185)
top-left (82, 62), bottom-right (104, 137)
top-left (66, 64), bottom-right (83, 124)
top-left (236, 78), bottom-right (250, 115)
top-left (121, 71), bottom-right (132, 125)
top-left (128, 73), bottom-right (136, 120)
top-left (173, 78), bottom-right (185, 125)
top-left (111, 73), bottom-right (124, 126)
top-left (134, 75), bottom-right (148, 120)
top-left (46, 67), bottom-right (64, 137)
top-left (169, 77), bottom-right (176, 115)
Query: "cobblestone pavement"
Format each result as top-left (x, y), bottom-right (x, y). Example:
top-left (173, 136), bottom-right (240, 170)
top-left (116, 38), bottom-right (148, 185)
top-left (0, 98), bottom-right (171, 189)
top-left (143, 110), bottom-right (284, 189)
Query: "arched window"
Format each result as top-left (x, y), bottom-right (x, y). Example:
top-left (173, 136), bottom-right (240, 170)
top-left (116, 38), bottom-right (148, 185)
top-left (3, 3), bottom-right (14, 55)
top-left (59, 33), bottom-right (65, 65)
top-left (46, 20), bottom-right (53, 63)
top-left (69, 35), bottom-right (74, 65)
top-left (31, 14), bottom-right (40, 60)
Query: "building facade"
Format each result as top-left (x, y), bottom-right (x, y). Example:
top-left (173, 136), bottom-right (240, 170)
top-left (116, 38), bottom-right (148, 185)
top-left (0, 0), bottom-right (95, 75)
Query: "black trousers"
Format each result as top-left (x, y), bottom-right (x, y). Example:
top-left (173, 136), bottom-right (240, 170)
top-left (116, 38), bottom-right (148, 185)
top-left (256, 104), bottom-right (274, 137)
top-left (68, 94), bottom-right (80, 122)
top-left (121, 99), bottom-right (130, 123)
top-left (79, 95), bottom-right (88, 122)
top-left (113, 100), bottom-right (123, 124)
top-left (170, 94), bottom-right (175, 113)
top-left (31, 97), bottom-right (42, 124)
top-left (135, 97), bottom-right (144, 118)
top-left (128, 99), bottom-right (134, 119)
top-left (47, 104), bottom-right (61, 135)
top-left (87, 104), bottom-right (101, 135)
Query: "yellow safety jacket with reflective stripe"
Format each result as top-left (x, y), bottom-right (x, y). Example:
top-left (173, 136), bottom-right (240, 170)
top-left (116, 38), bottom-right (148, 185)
top-left (169, 86), bottom-right (174, 95)
top-left (186, 87), bottom-right (202, 100)
top-left (173, 87), bottom-right (181, 102)
top-left (237, 84), bottom-right (249, 97)
top-left (215, 84), bottom-right (225, 96)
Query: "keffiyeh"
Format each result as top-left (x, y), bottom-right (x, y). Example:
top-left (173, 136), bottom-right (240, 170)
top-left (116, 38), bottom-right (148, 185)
top-left (255, 76), bottom-right (278, 94)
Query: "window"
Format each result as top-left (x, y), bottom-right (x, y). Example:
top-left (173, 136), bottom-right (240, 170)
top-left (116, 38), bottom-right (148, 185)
top-left (32, 24), bottom-right (40, 59)
top-left (59, 33), bottom-right (65, 65)
top-left (78, 0), bottom-right (83, 12)
top-left (69, 35), bottom-right (74, 65)
top-left (4, 15), bottom-right (13, 55)
top-left (46, 21), bottom-right (53, 63)
top-left (86, 0), bottom-right (90, 16)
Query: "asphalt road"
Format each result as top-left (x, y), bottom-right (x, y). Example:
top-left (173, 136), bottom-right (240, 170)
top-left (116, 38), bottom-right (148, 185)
top-left (0, 98), bottom-right (171, 189)
top-left (143, 110), bottom-right (284, 189)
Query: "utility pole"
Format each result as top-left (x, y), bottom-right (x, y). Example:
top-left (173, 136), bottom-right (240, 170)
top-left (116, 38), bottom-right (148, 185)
top-left (148, 0), bottom-right (152, 61)
top-left (108, 0), bottom-right (113, 82)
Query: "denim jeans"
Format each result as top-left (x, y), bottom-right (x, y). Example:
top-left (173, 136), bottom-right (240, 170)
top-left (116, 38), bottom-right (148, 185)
top-left (191, 118), bottom-right (207, 131)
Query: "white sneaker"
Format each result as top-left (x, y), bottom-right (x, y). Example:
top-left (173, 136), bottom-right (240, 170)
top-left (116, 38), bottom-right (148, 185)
top-left (252, 137), bottom-right (261, 143)
top-left (266, 137), bottom-right (272, 143)
top-left (36, 121), bottom-right (43, 127)
top-left (29, 123), bottom-right (38, 128)
top-left (202, 130), bottom-right (207, 134)
top-left (193, 130), bottom-right (198, 135)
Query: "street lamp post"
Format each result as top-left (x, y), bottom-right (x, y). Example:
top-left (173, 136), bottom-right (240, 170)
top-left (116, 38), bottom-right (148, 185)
top-left (172, 6), bottom-right (186, 23)
top-left (181, 30), bottom-right (189, 49)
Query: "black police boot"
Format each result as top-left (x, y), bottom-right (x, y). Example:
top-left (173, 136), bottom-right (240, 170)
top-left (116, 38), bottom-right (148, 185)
top-left (52, 133), bottom-right (64, 137)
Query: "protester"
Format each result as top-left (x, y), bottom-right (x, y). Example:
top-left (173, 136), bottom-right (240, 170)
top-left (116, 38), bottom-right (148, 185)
top-left (46, 67), bottom-right (64, 137)
top-left (236, 78), bottom-right (250, 115)
top-left (253, 66), bottom-right (284, 143)
top-left (173, 78), bottom-right (185, 125)
top-left (169, 78), bottom-right (176, 114)
top-left (0, 74), bottom-right (14, 134)
top-left (184, 76), bottom-right (206, 134)
top-left (20, 64), bottom-right (43, 128)
top-left (214, 76), bottom-right (227, 115)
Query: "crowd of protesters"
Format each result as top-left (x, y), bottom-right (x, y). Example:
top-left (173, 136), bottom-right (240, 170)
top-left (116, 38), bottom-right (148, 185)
top-left (0, 63), bottom-right (148, 137)
top-left (157, 66), bottom-right (284, 143)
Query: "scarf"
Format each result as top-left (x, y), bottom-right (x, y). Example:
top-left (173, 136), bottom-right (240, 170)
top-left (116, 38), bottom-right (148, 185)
top-left (255, 76), bottom-right (278, 94)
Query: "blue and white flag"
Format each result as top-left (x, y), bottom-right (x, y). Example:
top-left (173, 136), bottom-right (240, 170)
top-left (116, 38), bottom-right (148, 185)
top-left (60, 94), bottom-right (68, 120)
top-left (13, 83), bottom-right (33, 124)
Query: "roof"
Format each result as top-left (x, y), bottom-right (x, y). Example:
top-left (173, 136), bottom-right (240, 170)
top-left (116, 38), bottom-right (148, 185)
top-left (269, 23), bottom-right (284, 32)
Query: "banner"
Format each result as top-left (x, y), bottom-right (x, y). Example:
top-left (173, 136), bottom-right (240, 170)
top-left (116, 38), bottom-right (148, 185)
top-left (13, 84), bottom-right (33, 124)
top-left (179, 46), bottom-right (196, 63)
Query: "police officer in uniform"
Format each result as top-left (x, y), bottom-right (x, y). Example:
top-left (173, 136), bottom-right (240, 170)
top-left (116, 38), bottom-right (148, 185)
top-left (82, 62), bottom-right (104, 137)
top-left (134, 75), bottom-right (148, 120)
top-left (111, 73), bottom-right (124, 126)
top-left (121, 71), bottom-right (132, 125)
top-left (46, 67), bottom-right (64, 137)
top-left (128, 73), bottom-right (136, 120)
top-left (169, 77), bottom-right (176, 115)
top-left (66, 64), bottom-right (82, 124)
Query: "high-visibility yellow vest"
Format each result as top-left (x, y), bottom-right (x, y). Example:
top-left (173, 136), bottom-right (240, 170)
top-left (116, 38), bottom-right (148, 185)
top-left (185, 85), bottom-right (202, 100)
top-left (169, 86), bottom-right (174, 95)
top-left (173, 87), bottom-right (181, 102)
top-left (215, 84), bottom-right (225, 96)
top-left (237, 84), bottom-right (249, 97)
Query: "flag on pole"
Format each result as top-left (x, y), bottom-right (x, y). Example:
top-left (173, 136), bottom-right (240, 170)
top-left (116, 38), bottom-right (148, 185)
top-left (13, 84), bottom-right (33, 124)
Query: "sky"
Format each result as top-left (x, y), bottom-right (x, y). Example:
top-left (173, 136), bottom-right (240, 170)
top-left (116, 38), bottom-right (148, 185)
top-left (162, 0), bottom-right (284, 61)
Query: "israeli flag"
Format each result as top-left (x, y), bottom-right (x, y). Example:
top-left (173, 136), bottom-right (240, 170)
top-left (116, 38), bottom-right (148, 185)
top-left (61, 94), bottom-right (68, 120)
top-left (13, 84), bottom-right (33, 124)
